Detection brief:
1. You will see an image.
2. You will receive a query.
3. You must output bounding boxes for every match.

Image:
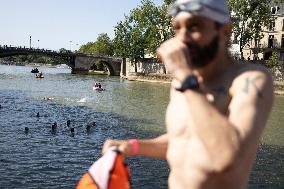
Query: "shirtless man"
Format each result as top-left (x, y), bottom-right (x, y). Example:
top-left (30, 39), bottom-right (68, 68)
top-left (102, 0), bottom-right (274, 188)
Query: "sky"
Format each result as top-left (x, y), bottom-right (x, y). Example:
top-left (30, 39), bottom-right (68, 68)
top-left (0, 0), bottom-right (164, 51)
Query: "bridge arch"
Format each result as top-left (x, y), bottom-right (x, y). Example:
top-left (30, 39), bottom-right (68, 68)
top-left (90, 60), bottom-right (115, 76)
top-left (74, 55), bottom-right (122, 76)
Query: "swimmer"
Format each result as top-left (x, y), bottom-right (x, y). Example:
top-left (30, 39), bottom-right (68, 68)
top-left (92, 122), bottom-right (96, 127)
top-left (70, 128), bottom-right (75, 137)
top-left (43, 97), bottom-right (54, 101)
top-left (86, 125), bottom-right (91, 133)
top-left (24, 127), bottom-right (29, 134)
top-left (51, 122), bottom-right (57, 133)
top-left (71, 128), bottom-right (75, 133)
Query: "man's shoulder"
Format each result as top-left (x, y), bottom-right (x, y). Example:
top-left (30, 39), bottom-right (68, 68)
top-left (235, 63), bottom-right (271, 76)
top-left (232, 63), bottom-right (272, 84)
top-left (230, 63), bottom-right (274, 97)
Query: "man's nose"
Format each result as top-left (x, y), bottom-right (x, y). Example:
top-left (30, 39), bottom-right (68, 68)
top-left (177, 28), bottom-right (191, 43)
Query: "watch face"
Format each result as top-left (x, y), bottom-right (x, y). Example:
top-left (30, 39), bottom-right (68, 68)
top-left (178, 75), bottom-right (199, 92)
top-left (190, 77), bottom-right (198, 85)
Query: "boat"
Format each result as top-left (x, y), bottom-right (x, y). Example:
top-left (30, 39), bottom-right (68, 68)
top-left (31, 68), bottom-right (39, 73)
top-left (93, 82), bottom-right (104, 91)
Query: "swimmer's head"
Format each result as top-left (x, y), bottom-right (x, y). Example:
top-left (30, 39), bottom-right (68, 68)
top-left (25, 127), bottom-right (29, 134)
top-left (169, 0), bottom-right (230, 24)
top-left (71, 128), bottom-right (75, 133)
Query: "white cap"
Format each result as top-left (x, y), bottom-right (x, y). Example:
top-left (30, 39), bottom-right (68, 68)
top-left (169, 0), bottom-right (230, 24)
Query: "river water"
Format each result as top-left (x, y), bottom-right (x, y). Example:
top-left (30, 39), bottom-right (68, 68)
top-left (0, 65), bottom-right (283, 189)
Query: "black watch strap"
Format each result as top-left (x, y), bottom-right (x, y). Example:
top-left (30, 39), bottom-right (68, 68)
top-left (175, 75), bottom-right (199, 92)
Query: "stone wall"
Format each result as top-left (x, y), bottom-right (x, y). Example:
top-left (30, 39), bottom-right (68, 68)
top-left (237, 60), bottom-right (284, 81)
top-left (124, 58), bottom-right (166, 76)
top-left (123, 59), bottom-right (284, 81)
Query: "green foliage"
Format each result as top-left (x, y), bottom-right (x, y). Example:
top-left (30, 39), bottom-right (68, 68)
top-left (77, 0), bottom-right (174, 69)
top-left (79, 33), bottom-right (113, 56)
top-left (59, 48), bottom-right (70, 53)
top-left (42, 56), bottom-right (56, 65)
top-left (267, 51), bottom-right (281, 68)
top-left (227, 0), bottom-right (275, 58)
top-left (95, 60), bottom-right (104, 71)
top-left (163, 0), bottom-right (175, 5)
top-left (113, 0), bottom-right (174, 64)
top-left (2, 54), bottom-right (58, 64)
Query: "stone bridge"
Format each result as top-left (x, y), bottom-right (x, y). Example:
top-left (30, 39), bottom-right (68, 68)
top-left (0, 45), bottom-right (123, 76)
top-left (73, 54), bottom-right (123, 76)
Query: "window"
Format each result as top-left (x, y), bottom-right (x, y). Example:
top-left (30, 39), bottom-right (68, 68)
top-left (269, 21), bottom-right (275, 31)
top-left (280, 52), bottom-right (284, 61)
top-left (271, 7), bottom-right (276, 14)
top-left (268, 35), bottom-right (274, 48)
top-left (271, 6), bottom-right (280, 14)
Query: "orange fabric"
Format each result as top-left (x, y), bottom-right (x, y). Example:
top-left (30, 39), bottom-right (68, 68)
top-left (77, 173), bottom-right (99, 189)
top-left (108, 155), bottom-right (131, 189)
top-left (76, 150), bottom-right (131, 189)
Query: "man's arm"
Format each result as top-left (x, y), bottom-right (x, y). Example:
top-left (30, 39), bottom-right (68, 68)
top-left (176, 70), bottom-right (274, 172)
top-left (102, 134), bottom-right (168, 160)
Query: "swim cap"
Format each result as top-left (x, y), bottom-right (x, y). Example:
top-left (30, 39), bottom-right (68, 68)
top-left (169, 0), bottom-right (230, 24)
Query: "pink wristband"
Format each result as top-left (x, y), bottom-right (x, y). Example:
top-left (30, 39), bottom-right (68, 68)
top-left (129, 139), bottom-right (139, 156)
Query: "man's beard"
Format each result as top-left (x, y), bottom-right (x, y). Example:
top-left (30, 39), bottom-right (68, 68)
top-left (187, 35), bottom-right (219, 68)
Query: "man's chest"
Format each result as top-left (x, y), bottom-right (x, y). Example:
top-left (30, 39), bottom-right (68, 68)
top-left (166, 85), bottom-right (232, 135)
top-left (204, 85), bottom-right (232, 114)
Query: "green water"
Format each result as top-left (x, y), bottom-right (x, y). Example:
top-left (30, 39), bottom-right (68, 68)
top-left (263, 95), bottom-right (284, 146)
top-left (0, 64), bottom-right (283, 188)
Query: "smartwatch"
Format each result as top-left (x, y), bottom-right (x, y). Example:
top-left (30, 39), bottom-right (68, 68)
top-left (175, 75), bottom-right (199, 92)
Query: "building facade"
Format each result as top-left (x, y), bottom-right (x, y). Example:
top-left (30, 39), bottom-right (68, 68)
top-left (230, 3), bottom-right (284, 61)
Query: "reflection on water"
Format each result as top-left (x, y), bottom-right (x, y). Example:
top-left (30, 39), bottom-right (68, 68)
top-left (263, 95), bottom-right (284, 146)
top-left (249, 144), bottom-right (284, 188)
top-left (0, 65), bottom-right (283, 188)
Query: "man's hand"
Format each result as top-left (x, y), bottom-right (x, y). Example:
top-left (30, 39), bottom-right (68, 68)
top-left (157, 38), bottom-right (192, 81)
top-left (102, 139), bottom-right (132, 157)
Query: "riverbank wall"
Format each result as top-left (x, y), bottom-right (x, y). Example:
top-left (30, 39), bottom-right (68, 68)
top-left (121, 59), bottom-right (284, 94)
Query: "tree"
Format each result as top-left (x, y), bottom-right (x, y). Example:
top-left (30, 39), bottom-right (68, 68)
top-left (227, 0), bottom-right (282, 59)
top-left (158, 1), bottom-right (174, 42)
top-left (113, 0), bottom-right (174, 72)
top-left (59, 48), bottom-right (70, 53)
top-left (79, 42), bottom-right (95, 54)
top-left (79, 33), bottom-right (113, 56)
top-left (113, 16), bottom-right (142, 72)
top-left (92, 33), bottom-right (114, 56)
top-left (267, 51), bottom-right (281, 68)
top-left (113, 20), bottom-right (131, 59)
top-left (163, 0), bottom-right (175, 5)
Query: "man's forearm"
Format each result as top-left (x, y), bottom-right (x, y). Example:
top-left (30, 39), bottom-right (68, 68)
top-left (135, 134), bottom-right (168, 160)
